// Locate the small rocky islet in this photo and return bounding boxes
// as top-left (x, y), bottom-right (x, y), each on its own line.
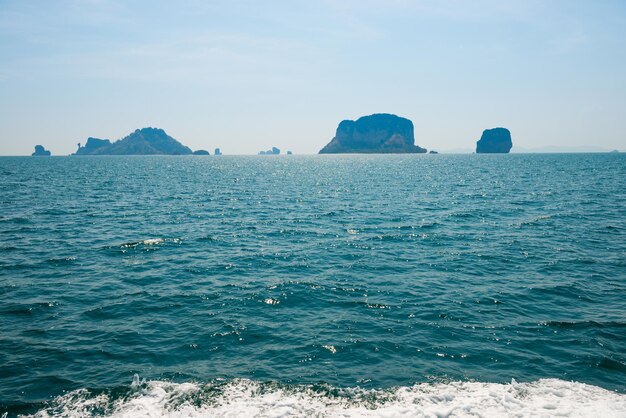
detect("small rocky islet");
top-left (258, 147), bottom-right (280, 155)
top-left (475, 127), bottom-right (513, 154)
top-left (32, 145), bottom-right (51, 156)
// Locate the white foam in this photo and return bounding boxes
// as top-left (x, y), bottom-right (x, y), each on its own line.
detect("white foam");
top-left (27, 378), bottom-right (626, 418)
top-left (141, 238), bottom-right (164, 245)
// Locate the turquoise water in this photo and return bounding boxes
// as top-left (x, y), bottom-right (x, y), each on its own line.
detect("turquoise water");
top-left (0, 154), bottom-right (625, 416)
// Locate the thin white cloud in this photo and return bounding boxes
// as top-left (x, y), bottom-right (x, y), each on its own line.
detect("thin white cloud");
top-left (323, 0), bottom-right (541, 21)
top-left (4, 29), bottom-right (325, 87)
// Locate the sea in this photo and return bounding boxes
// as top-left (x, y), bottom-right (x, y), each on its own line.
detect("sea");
top-left (0, 154), bottom-right (625, 417)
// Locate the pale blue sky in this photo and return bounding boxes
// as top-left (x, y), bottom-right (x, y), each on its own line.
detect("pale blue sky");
top-left (1, 0), bottom-right (625, 155)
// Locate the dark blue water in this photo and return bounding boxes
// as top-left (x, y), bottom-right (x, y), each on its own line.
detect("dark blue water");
top-left (1, 154), bottom-right (625, 416)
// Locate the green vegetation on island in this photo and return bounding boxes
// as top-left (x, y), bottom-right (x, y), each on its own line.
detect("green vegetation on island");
top-left (74, 128), bottom-right (198, 155)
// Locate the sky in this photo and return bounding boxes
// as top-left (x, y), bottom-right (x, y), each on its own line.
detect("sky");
top-left (0, 0), bottom-right (625, 155)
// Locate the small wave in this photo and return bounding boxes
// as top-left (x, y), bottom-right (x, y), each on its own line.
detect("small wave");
top-left (107, 238), bottom-right (183, 253)
top-left (0, 216), bottom-right (32, 225)
top-left (543, 320), bottom-right (626, 330)
top-left (2, 301), bottom-right (58, 316)
top-left (518, 214), bottom-right (553, 226)
top-left (46, 257), bottom-right (77, 265)
top-left (197, 235), bottom-right (219, 242)
top-left (24, 378), bottom-right (626, 417)
top-left (120, 238), bottom-right (165, 248)
top-left (597, 356), bottom-right (626, 372)
top-left (356, 301), bottom-right (393, 310)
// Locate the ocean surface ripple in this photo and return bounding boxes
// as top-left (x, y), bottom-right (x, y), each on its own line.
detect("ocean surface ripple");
top-left (0, 154), bottom-right (625, 417)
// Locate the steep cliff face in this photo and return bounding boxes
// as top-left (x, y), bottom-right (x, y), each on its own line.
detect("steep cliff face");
top-left (319, 114), bottom-right (427, 154)
top-left (476, 128), bottom-right (513, 154)
top-left (75, 138), bottom-right (112, 155)
top-left (74, 128), bottom-right (193, 155)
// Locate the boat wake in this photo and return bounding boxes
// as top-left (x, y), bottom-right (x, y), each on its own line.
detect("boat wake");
top-left (24, 377), bottom-right (626, 417)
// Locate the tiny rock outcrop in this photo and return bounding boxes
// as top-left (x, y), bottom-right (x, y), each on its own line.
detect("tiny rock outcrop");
top-left (193, 150), bottom-right (210, 155)
top-left (214, 148), bottom-right (222, 156)
top-left (32, 145), bottom-right (51, 156)
top-left (259, 147), bottom-right (280, 155)
top-left (476, 128), bottom-right (513, 154)
top-left (319, 113), bottom-right (427, 154)
top-left (74, 128), bottom-right (192, 155)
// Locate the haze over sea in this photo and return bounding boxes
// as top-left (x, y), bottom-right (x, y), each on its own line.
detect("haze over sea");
top-left (1, 154), bottom-right (625, 417)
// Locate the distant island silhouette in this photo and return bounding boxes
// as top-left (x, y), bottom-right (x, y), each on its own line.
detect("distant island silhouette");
top-left (192, 150), bottom-right (210, 155)
top-left (73, 128), bottom-right (206, 155)
top-left (319, 114), bottom-right (427, 154)
top-left (259, 147), bottom-right (280, 155)
top-left (32, 145), bottom-right (51, 156)
top-left (39, 122), bottom-right (519, 156)
top-left (476, 128), bottom-right (513, 153)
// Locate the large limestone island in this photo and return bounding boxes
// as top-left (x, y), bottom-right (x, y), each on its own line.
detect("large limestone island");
top-left (476, 127), bottom-right (513, 153)
top-left (32, 145), bottom-right (51, 156)
top-left (319, 113), bottom-right (427, 154)
top-left (74, 127), bottom-right (199, 155)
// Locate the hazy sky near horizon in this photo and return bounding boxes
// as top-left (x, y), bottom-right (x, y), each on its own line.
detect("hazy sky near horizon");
top-left (1, 0), bottom-right (625, 155)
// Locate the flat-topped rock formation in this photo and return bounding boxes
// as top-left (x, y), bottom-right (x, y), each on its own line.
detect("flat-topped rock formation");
top-left (319, 114), bottom-right (427, 154)
top-left (32, 145), bottom-right (51, 156)
top-left (476, 128), bottom-right (513, 154)
top-left (74, 128), bottom-right (194, 155)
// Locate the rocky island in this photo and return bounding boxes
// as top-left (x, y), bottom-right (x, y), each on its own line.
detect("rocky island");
top-left (32, 145), bottom-right (51, 156)
top-left (319, 114), bottom-right (427, 154)
top-left (476, 128), bottom-right (513, 153)
top-left (259, 147), bottom-right (280, 155)
top-left (74, 128), bottom-right (198, 155)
